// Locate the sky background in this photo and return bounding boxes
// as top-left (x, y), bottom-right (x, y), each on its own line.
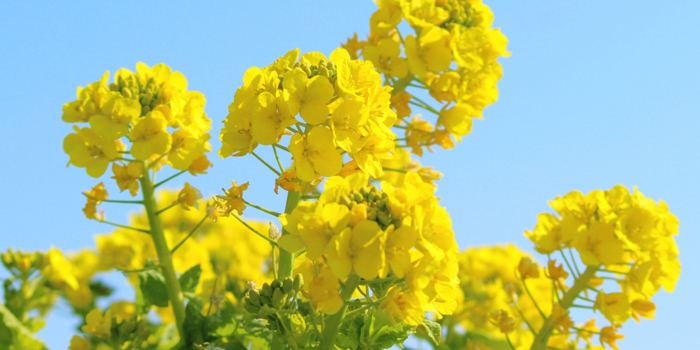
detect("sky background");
top-left (1, 1), bottom-right (698, 349)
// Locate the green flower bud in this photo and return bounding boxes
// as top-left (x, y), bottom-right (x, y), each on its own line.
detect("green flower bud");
top-left (272, 288), bottom-right (285, 309)
top-left (261, 283), bottom-right (273, 297)
top-left (282, 277), bottom-right (293, 294)
top-left (271, 279), bottom-right (282, 290)
top-left (293, 274), bottom-right (303, 292)
top-left (248, 290), bottom-right (261, 306)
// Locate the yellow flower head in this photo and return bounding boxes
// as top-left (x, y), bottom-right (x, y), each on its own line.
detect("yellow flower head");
top-left (174, 182), bottom-right (202, 210)
top-left (216, 181), bottom-right (249, 216)
top-left (63, 126), bottom-right (120, 177)
top-left (517, 257), bottom-right (540, 280)
top-left (81, 309), bottom-right (112, 339)
top-left (547, 259), bottom-right (569, 281)
top-left (599, 325), bottom-right (624, 350)
top-left (128, 110), bottom-right (172, 161)
top-left (111, 162), bottom-right (142, 197)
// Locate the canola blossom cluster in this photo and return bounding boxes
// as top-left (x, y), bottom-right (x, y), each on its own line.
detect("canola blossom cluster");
top-left (62, 62), bottom-right (212, 185)
top-left (344, 0), bottom-right (510, 155)
top-left (443, 186), bottom-right (680, 350)
top-left (278, 172), bottom-right (459, 326)
top-left (220, 47), bottom-right (397, 181)
top-left (4, 191), bottom-right (274, 349)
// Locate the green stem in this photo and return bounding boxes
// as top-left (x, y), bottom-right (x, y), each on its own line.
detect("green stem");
top-left (95, 219), bottom-right (150, 234)
top-left (252, 151), bottom-right (281, 176)
top-left (230, 214), bottom-right (278, 247)
top-left (278, 190), bottom-right (301, 279)
top-left (82, 193), bottom-right (143, 204)
top-left (243, 200), bottom-right (282, 217)
top-left (139, 174), bottom-right (186, 341)
top-left (171, 215), bottom-right (208, 253)
top-left (530, 266), bottom-right (598, 350)
top-left (154, 170), bottom-right (187, 188)
top-left (319, 274), bottom-right (361, 350)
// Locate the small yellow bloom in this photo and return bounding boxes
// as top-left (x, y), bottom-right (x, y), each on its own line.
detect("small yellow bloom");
top-left (391, 91), bottom-right (412, 118)
top-left (594, 291), bottom-right (631, 324)
top-left (488, 310), bottom-right (515, 333)
top-left (111, 162), bottom-right (142, 197)
top-left (404, 25), bottom-right (452, 78)
top-left (576, 318), bottom-right (599, 348)
top-left (283, 67), bottom-right (334, 125)
top-left (63, 126), bottom-right (120, 178)
top-left (549, 304), bottom-right (574, 334)
top-left (168, 126), bottom-right (211, 170)
top-left (631, 299), bottom-right (656, 322)
top-left (188, 154), bottom-right (213, 176)
top-left (110, 301), bottom-right (137, 323)
top-left (341, 33), bottom-right (367, 60)
top-left (274, 171), bottom-right (301, 194)
top-left (517, 257), bottom-right (540, 280)
top-left (438, 103), bottom-right (474, 140)
top-left (363, 38), bottom-right (409, 78)
top-left (216, 181), bottom-right (249, 216)
top-left (128, 110), bottom-right (172, 161)
top-left (174, 182), bottom-right (202, 210)
top-left (81, 309), bottom-right (112, 339)
top-left (547, 260), bottom-right (569, 281)
top-left (289, 127), bottom-right (342, 182)
top-left (600, 325), bottom-right (624, 350)
top-left (573, 221), bottom-right (624, 266)
top-left (325, 220), bottom-right (386, 280)
top-left (251, 91), bottom-right (296, 145)
top-left (380, 287), bottom-right (426, 326)
top-left (68, 335), bottom-right (91, 350)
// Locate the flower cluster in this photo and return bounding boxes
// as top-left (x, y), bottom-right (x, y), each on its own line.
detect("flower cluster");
top-left (220, 47), bottom-right (397, 182)
top-left (62, 63), bottom-right (212, 187)
top-left (519, 185), bottom-right (680, 349)
top-left (344, 0), bottom-right (510, 155)
top-left (278, 172), bottom-right (459, 326)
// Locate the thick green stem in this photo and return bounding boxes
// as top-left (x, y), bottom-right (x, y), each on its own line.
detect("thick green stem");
top-left (278, 189), bottom-right (302, 279)
top-left (139, 174), bottom-right (187, 340)
top-left (319, 274), bottom-right (361, 350)
top-left (530, 266), bottom-right (598, 350)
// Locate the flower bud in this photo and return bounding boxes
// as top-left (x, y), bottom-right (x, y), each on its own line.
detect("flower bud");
top-left (293, 274), bottom-right (303, 292)
top-left (269, 223), bottom-right (281, 241)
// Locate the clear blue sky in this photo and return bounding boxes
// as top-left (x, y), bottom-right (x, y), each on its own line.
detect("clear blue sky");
top-left (1, 1), bottom-right (698, 349)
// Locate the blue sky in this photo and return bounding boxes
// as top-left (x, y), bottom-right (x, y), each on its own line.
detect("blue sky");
top-left (1, 1), bottom-right (698, 349)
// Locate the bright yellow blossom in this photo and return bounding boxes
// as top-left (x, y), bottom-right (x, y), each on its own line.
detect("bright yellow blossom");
top-left (363, 38), bottom-right (409, 78)
top-left (188, 154), bottom-right (213, 176)
top-left (283, 66), bottom-right (334, 125)
top-left (81, 309), bottom-right (112, 339)
top-left (600, 325), bottom-right (624, 350)
top-left (174, 182), bottom-right (202, 210)
top-left (251, 91), bottom-right (296, 145)
top-left (289, 127), bottom-right (342, 182)
top-left (517, 257), bottom-right (540, 280)
top-left (404, 25), bottom-right (452, 79)
top-left (216, 181), bottom-right (249, 216)
top-left (63, 126), bottom-right (120, 178)
top-left (128, 110), bottom-right (172, 161)
top-left (111, 162), bottom-right (142, 197)
top-left (68, 335), bottom-right (91, 350)
top-left (594, 291), bottom-right (631, 324)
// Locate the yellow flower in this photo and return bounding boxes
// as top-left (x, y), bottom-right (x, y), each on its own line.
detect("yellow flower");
top-left (63, 126), bottom-right (120, 178)
top-left (110, 301), bottom-right (136, 323)
top-left (283, 67), bottom-right (334, 125)
top-left (547, 259), bottom-right (569, 281)
top-left (62, 72), bottom-right (110, 123)
top-left (289, 127), bottom-right (342, 182)
top-left (275, 171), bottom-right (301, 194)
top-left (216, 181), bottom-right (249, 216)
top-left (525, 213), bottom-right (579, 254)
top-left (42, 248), bottom-right (79, 290)
top-left (573, 221), bottom-right (624, 266)
top-left (91, 92), bottom-right (141, 140)
top-left (438, 103), bottom-right (474, 140)
top-left (188, 154), bottom-right (213, 176)
top-left (363, 38), bottom-right (409, 78)
top-left (128, 110), bottom-right (172, 161)
top-left (599, 325), bottom-right (624, 350)
top-left (576, 319), bottom-right (599, 348)
top-left (341, 33), bottom-right (367, 60)
top-left (630, 299), bottom-right (656, 322)
top-left (399, 0), bottom-right (449, 29)
top-left (295, 258), bottom-right (344, 315)
top-left (111, 162), bottom-right (142, 197)
top-left (168, 126), bottom-right (211, 170)
top-left (428, 71), bottom-right (461, 103)
top-left (174, 182), bottom-right (202, 210)
top-left (391, 91), bottom-right (412, 118)
top-left (594, 291), bottom-right (631, 324)
top-left (251, 91), bottom-right (296, 145)
top-left (81, 309), bottom-right (112, 339)
top-left (549, 304), bottom-right (573, 334)
top-left (325, 220), bottom-right (386, 280)
top-left (404, 25), bottom-right (452, 78)
top-left (380, 287), bottom-right (426, 326)
top-left (488, 310), bottom-right (515, 333)
top-left (68, 335), bottom-right (91, 350)
top-left (370, 0), bottom-right (402, 36)
top-left (382, 225), bottom-right (418, 278)
top-left (517, 257), bottom-right (540, 280)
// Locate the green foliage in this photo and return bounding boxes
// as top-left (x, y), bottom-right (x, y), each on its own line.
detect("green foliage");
top-left (179, 264), bottom-right (202, 298)
top-left (138, 269), bottom-right (169, 308)
top-left (0, 303), bottom-right (47, 350)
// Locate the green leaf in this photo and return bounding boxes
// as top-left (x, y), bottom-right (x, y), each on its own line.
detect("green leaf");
top-left (420, 319), bottom-right (442, 346)
top-left (179, 264), bottom-right (202, 295)
top-left (364, 311), bottom-right (415, 349)
top-left (138, 269), bottom-right (169, 308)
top-left (183, 301), bottom-right (206, 346)
top-left (0, 303), bottom-right (47, 350)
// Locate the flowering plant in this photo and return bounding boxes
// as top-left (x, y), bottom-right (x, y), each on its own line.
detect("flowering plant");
top-left (0, 1), bottom-right (679, 350)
